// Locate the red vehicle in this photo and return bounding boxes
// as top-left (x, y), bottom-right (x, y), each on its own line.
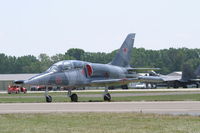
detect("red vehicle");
top-left (8, 85), bottom-right (27, 94)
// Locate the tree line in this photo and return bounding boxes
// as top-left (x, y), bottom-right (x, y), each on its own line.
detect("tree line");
top-left (0, 47), bottom-right (200, 74)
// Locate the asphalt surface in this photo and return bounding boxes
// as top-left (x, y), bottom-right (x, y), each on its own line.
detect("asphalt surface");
top-left (1, 101), bottom-right (200, 115)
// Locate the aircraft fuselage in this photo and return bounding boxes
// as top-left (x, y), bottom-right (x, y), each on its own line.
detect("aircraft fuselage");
top-left (24, 60), bottom-right (129, 88)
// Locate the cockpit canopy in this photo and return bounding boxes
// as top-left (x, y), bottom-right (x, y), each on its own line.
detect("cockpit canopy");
top-left (46, 60), bottom-right (86, 72)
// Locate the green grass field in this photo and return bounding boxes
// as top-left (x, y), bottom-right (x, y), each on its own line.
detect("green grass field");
top-left (0, 91), bottom-right (200, 103)
top-left (0, 113), bottom-right (200, 133)
top-left (1, 92), bottom-right (200, 103)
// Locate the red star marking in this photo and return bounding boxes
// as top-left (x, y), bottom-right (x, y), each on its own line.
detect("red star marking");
top-left (123, 48), bottom-right (128, 53)
top-left (81, 69), bottom-right (85, 75)
top-left (55, 77), bottom-right (62, 84)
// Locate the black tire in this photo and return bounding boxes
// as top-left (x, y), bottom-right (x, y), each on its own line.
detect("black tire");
top-left (16, 90), bottom-right (20, 94)
top-left (108, 86), bottom-right (115, 90)
top-left (196, 83), bottom-right (199, 88)
top-left (46, 95), bottom-right (52, 103)
top-left (173, 84), bottom-right (179, 88)
top-left (121, 85), bottom-right (128, 89)
top-left (70, 93), bottom-right (78, 102)
top-left (183, 85), bottom-right (188, 88)
top-left (104, 93), bottom-right (111, 101)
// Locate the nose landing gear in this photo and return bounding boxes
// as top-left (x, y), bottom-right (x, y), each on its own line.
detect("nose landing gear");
top-left (46, 95), bottom-right (52, 103)
top-left (104, 93), bottom-right (111, 101)
top-left (45, 87), bottom-right (52, 103)
top-left (103, 87), bottom-right (111, 101)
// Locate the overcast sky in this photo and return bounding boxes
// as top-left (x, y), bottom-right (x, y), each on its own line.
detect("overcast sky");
top-left (0, 0), bottom-right (200, 57)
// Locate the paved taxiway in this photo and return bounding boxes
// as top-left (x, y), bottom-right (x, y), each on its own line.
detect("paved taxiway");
top-left (1, 101), bottom-right (200, 115)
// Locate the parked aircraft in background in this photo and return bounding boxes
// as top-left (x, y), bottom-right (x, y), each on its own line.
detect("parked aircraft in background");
top-left (15, 33), bottom-right (163, 102)
top-left (149, 64), bottom-right (200, 88)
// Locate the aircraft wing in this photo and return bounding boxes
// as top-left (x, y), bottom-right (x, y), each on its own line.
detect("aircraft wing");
top-left (159, 75), bottom-right (181, 82)
top-left (89, 76), bottom-right (163, 87)
top-left (190, 79), bottom-right (200, 82)
top-left (127, 68), bottom-right (160, 72)
top-left (138, 76), bottom-right (164, 83)
top-left (90, 78), bottom-right (139, 87)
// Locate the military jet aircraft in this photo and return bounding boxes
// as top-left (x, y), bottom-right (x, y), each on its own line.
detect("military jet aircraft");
top-left (15, 33), bottom-right (163, 102)
top-left (149, 64), bottom-right (200, 88)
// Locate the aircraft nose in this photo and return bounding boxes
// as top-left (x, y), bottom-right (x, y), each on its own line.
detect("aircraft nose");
top-left (23, 72), bottom-right (53, 85)
top-left (24, 77), bottom-right (45, 85)
top-left (23, 79), bottom-right (34, 85)
top-left (14, 80), bottom-right (24, 84)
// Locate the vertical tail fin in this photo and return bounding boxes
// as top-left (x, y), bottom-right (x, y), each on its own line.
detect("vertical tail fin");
top-left (195, 65), bottom-right (200, 77)
top-left (182, 64), bottom-right (197, 80)
top-left (110, 33), bottom-right (135, 67)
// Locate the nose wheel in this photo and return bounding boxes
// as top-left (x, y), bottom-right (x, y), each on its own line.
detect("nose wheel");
top-left (104, 93), bottom-right (111, 101)
top-left (46, 95), bottom-right (52, 103)
top-left (104, 87), bottom-right (111, 101)
top-left (45, 87), bottom-right (52, 103)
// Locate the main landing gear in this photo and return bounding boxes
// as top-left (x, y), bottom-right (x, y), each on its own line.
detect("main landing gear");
top-left (44, 87), bottom-right (111, 103)
top-left (68, 89), bottom-right (78, 102)
top-left (104, 87), bottom-right (111, 101)
top-left (67, 87), bottom-right (112, 102)
top-left (44, 88), bottom-right (79, 103)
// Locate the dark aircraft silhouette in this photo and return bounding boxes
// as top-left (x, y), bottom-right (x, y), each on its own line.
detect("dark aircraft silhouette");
top-left (148, 64), bottom-right (200, 88)
top-left (162, 64), bottom-right (200, 88)
top-left (15, 33), bottom-right (163, 102)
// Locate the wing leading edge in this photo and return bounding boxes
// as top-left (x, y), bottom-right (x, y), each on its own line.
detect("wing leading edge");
top-left (89, 76), bottom-right (164, 87)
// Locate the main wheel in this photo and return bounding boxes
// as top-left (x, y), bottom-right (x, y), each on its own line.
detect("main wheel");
top-left (46, 95), bottom-right (52, 103)
top-left (70, 93), bottom-right (78, 102)
top-left (196, 83), bottom-right (199, 88)
top-left (183, 85), bottom-right (188, 88)
top-left (104, 93), bottom-right (111, 101)
top-left (121, 85), bottom-right (128, 89)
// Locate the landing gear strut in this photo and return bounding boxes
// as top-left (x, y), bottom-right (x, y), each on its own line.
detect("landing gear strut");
top-left (104, 87), bottom-right (111, 101)
top-left (45, 87), bottom-right (52, 103)
top-left (68, 89), bottom-right (78, 102)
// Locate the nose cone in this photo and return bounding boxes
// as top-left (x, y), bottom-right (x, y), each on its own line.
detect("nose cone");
top-left (23, 72), bottom-right (52, 85)
top-left (14, 80), bottom-right (24, 84)
top-left (23, 79), bottom-right (38, 85)
top-left (18, 72), bottom-right (69, 86)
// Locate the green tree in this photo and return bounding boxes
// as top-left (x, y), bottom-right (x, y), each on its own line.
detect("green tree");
top-left (66, 48), bottom-right (85, 60)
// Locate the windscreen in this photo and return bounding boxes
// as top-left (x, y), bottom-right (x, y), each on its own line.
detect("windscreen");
top-left (46, 60), bottom-right (85, 72)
